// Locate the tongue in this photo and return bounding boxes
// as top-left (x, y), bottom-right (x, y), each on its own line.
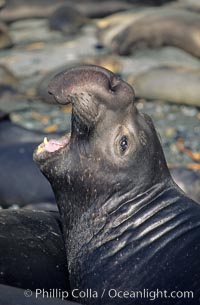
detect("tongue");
top-left (44, 140), bottom-right (64, 152)
top-left (40, 136), bottom-right (70, 153)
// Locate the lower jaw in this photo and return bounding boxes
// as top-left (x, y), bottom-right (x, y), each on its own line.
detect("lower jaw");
top-left (33, 132), bottom-right (71, 165)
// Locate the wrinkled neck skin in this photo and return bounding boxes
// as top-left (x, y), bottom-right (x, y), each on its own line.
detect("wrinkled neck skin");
top-left (54, 168), bottom-right (200, 305)
top-left (37, 65), bottom-right (200, 304)
top-left (55, 174), bottom-right (172, 266)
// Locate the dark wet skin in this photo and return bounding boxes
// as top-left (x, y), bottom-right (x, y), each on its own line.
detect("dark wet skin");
top-left (0, 210), bottom-right (68, 292)
top-left (0, 284), bottom-right (78, 305)
top-left (34, 65), bottom-right (200, 305)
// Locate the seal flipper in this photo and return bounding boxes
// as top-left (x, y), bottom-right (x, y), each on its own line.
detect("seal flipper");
top-left (0, 210), bottom-right (69, 291)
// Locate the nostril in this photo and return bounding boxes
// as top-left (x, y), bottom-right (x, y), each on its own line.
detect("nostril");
top-left (109, 76), bottom-right (121, 92)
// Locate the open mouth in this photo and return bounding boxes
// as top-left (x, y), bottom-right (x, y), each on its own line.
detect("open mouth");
top-left (34, 64), bottom-right (129, 163)
top-left (34, 132), bottom-right (71, 162)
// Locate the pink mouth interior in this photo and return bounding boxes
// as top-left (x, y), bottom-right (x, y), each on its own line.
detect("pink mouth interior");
top-left (40, 134), bottom-right (70, 153)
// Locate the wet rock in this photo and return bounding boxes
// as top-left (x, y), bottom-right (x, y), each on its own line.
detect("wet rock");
top-left (170, 167), bottom-right (200, 203)
top-left (9, 104), bottom-right (71, 133)
top-left (128, 66), bottom-right (200, 107)
top-left (0, 21), bottom-right (13, 49)
top-left (0, 89), bottom-right (31, 114)
top-left (0, 119), bottom-right (64, 145)
top-left (0, 65), bottom-right (18, 86)
top-left (0, 21), bottom-right (97, 78)
top-left (136, 100), bottom-right (200, 166)
top-left (0, 142), bottom-right (55, 208)
top-left (9, 19), bottom-right (63, 45)
top-left (0, 0), bottom-right (65, 22)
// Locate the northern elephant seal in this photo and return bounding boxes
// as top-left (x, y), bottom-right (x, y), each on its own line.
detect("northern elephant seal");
top-left (34, 65), bottom-right (200, 305)
top-left (97, 8), bottom-right (200, 58)
top-left (0, 210), bottom-right (68, 291)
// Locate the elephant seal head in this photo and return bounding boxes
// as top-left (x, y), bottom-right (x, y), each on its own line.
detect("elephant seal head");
top-left (34, 64), bottom-right (169, 197)
top-left (34, 64), bottom-right (170, 227)
top-left (33, 63), bottom-right (171, 278)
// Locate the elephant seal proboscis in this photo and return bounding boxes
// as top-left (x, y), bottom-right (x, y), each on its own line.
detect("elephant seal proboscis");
top-left (37, 55), bottom-right (122, 104)
top-left (34, 65), bottom-right (200, 305)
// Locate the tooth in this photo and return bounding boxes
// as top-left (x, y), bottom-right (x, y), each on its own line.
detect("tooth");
top-left (37, 144), bottom-right (43, 153)
top-left (43, 137), bottom-right (48, 144)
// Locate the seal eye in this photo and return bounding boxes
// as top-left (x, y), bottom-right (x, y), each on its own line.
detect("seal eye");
top-left (120, 136), bottom-right (129, 152)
